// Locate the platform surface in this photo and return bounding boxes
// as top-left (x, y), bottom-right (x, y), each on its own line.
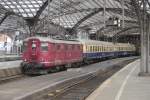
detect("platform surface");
top-left (0, 57), bottom-right (135, 100)
top-left (0, 55), bottom-right (20, 58)
top-left (0, 60), bottom-right (21, 69)
top-left (86, 59), bottom-right (150, 100)
top-left (0, 55), bottom-right (21, 62)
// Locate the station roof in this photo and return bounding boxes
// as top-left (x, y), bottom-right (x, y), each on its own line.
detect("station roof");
top-left (0, 0), bottom-right (149, 38)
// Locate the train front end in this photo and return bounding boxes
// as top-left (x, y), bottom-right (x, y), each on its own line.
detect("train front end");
top-left (21, 37), bottom-right (50, 74)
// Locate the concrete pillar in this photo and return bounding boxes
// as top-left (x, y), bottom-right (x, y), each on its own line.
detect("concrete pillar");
top-left (139, 13), bottom-right (150, 76)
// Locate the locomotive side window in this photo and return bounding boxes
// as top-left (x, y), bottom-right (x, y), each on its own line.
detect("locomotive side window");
top-left (56, 44), bottom-right (62, 51)
top-left (77, 45), bottom-right (80, 51)
top-left (65, 45), bottom-right (68, 50)
top-left (41, 42), bottom-right (48, 51)
top-left (72, 45), bottom-right (74, 50)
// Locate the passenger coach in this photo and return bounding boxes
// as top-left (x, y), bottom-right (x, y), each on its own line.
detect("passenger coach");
top-left (79, 39), bottom-right (135, 60)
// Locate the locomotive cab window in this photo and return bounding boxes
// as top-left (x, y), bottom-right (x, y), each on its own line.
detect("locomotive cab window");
top-left (41, 43), bottom-right (48, 51)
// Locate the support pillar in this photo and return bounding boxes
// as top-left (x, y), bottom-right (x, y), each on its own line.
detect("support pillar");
top-left (139, 12), bottom-right (150, 76)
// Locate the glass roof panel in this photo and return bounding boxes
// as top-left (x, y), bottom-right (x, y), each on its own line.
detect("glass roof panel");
top-left (52, 11), bottom-right (92, 28)
top-left (0, 0), bottom-right (138, 35)
top-left (0, 0), bottom-right (46, 17)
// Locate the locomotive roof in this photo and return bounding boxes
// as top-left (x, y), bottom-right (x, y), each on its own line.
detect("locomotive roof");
top-left (24, 36), bottom-right (81, 45)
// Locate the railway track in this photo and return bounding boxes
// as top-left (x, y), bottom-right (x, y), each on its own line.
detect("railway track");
top-left (0, 57), bottom-right (137, 85)
top-left (35, 58), bottom-right (136, 100)
top-left (0, 74), bottom-right (26, 84)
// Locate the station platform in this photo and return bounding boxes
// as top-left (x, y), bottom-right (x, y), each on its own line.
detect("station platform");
top-left (86, 59), bottom-right (150, 100)
top-left (0, 57), bottom-right (136, 100)
top-left (0, 55), bottom-right (21, 62)
top-left (0, 60), bottom-right (21, 79)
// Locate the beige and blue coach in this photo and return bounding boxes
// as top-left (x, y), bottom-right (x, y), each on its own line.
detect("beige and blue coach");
top-left (79, 40), bottom-right (136, 60)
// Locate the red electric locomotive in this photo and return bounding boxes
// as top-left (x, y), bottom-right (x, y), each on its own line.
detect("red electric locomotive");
top-left (21, 37), bottom-right (83, 74)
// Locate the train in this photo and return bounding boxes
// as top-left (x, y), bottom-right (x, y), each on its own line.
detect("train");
top-left (21, 36), bottom-right (136, 74)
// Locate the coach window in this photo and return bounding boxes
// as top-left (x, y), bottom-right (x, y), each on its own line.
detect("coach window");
top-left (93, 46), bottom-right (95, 52)
top-left (41, 42), bottom-right (48, 51)
top-left (103, 46), bottom-right (105, 51)
top-left (103, 47), bottom-right (105, 51)
top-left (100, 46), bottom-right (101, 52)
top-left (99, 46), bottom-right (101, 52)
top-left (86, 46), bottom-right (88, 51)
top-left (90, 46), bottom-right (92, 52)
top-left (86, 46), bottom-right (88, 52)
top-left (96, 46), bottom-right (97, 52)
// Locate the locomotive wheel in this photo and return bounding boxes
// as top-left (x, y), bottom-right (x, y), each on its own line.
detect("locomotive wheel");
top-left (21, 66), bottom-right (26, 74)
top-left (72, 62), bottom-right (81, 68)
top-left (60, 65), bottom-right (67, 71)
top-left (65, 63), bottom-right (72, 68)
top-left (38, 70), bottom-right (48, 75)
